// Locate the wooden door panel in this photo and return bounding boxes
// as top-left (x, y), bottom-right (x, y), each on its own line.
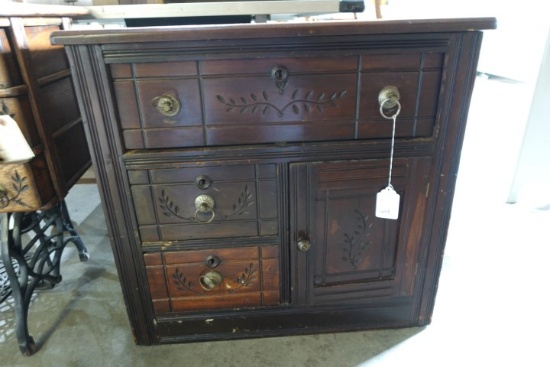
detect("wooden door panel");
top-left (291, 157), bottom-right (431, 306)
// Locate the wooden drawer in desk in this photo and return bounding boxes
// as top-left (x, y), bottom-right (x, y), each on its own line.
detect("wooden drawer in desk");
top-left (111, 53), bottom-right (442, 150)
top-left (144, 245), bottom-right (280, 314)
top-left (128, 162), bottom-right (279, 242)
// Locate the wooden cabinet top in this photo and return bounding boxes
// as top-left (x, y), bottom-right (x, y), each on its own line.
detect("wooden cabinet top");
top-left (51, 17), bottom-right (496, 45)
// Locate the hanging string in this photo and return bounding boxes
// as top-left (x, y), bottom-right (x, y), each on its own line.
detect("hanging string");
top-left (379, 99), bottom-right (401, 188)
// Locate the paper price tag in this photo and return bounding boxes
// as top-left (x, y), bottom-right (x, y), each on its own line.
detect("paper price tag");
top-left (0, 115), bottom-right (34, 164)
top-left (376, 186), bottom-right (400, 220)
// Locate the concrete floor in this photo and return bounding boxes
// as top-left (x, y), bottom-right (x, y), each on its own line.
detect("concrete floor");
top-left (1, 76), bottom-right (549, 366)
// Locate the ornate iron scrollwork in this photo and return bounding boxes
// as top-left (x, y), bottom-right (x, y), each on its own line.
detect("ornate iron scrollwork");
top-left (0, 200), bottom-right (89, 355)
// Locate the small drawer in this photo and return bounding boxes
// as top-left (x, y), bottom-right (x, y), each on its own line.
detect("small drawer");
top-left (358, 53), bottom-right (444, 139)
top-left (129, 163), bottom-right (279, 243)
top-left (110, 61), bottom-right (202, 150)
top-left (144, 245), bottom-right (280, 314)
top-left (0, 157), bottom-right (55, 213)
top-left (112, 53), bottom-right (444, 150)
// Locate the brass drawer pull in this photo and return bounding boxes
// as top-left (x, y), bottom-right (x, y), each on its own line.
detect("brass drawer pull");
top-left (199, 271), bottom-right (222, 290)
top-left (152, 94), bottom-right (181, 117)
top-left (194, 194), bottom-right (215, 224)
top-left (297, 238), bottom-right (311, 252)
top-left (378, 86), bottom-right (401, 119)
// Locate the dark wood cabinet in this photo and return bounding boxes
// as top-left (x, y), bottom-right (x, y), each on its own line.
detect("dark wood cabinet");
top-left (52, 17), bottom-right (495, 345)
top-left (0, 11), bottom-right (90, 212)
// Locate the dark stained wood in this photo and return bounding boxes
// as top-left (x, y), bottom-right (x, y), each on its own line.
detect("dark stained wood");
top-left (0, 15), bottom-right (90, 212)
top-left (51, 17), bottom-right (496, 45)
top-left (144, 245), bottom-right (280, 313)
top-left (55, 18), bottom-right (494, 345)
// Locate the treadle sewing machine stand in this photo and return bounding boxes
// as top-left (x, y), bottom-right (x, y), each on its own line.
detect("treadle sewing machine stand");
top-left (0, 201), bottom-right (89, 356)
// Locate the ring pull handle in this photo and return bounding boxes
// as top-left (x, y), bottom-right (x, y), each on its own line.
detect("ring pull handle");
top-left (152, 94), bottom-right (181, 117)
top-left (194, 194), bottom-right (215, 224)
top-left (199, 271), bottom-right (223, 290)
top-left (378, 86), bottom-right (401, 119)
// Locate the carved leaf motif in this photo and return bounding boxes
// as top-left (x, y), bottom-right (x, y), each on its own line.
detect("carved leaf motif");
top-left (159, 190), bottom-right (193, 221)
top-left (228, 263), bottom-right (256, 293)
top-left (1, 169), bottom-right (30, 208)
top-left (341, 209), bottom-right (372, 269)
top-left (215, 87), bottom-right (347, 117)
top-left (173, 268), bottom-right (201, 294)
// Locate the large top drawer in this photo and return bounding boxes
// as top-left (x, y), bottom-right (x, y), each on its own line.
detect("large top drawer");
top-left (111, 52), bottom-right (443, 150)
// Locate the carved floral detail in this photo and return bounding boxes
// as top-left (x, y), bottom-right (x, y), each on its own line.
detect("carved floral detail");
top-left (341, 209), bottom-right (373, 269)
top-left (227, 263), bottom-right (256, 293)
top-left (216, 89), bottom-right (347, 117)
top-left (172, 268), bottom-right (202, 294)
top-left (159, 186), bottom-right (254, 221)
top-left (223, 185), bottom-right (254, 219)
top-left (0, 170), bottom-right (30, 209)
top-left (172, 263), bottom-right (256, 295)
top-left (158, 190), bottom-right (196, 222)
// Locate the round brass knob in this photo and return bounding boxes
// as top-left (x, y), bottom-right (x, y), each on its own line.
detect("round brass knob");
top-left (297, 239), bottom-right (311, 252)
top-left (199, 271), bottom-right (222, 290)
top-left (152, 94), bottom-right (181, 117)
top-left (378, 86), bottom-right (400, 110)
top-left (194, 194), bottom-right (215, 224)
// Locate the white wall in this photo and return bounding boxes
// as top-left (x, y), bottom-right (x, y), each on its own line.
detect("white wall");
top-left (18, 0), bottom-right (94, 5)
top-left (507, 28), bottom-right (550, 206)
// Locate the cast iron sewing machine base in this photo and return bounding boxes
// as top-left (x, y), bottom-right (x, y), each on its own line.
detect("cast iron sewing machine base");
top-left (0, 201), bottom-right (89, 356)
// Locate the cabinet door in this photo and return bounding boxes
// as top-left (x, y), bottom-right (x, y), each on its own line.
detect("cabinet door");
top-left (290, 157), bottom-right (431, 307)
